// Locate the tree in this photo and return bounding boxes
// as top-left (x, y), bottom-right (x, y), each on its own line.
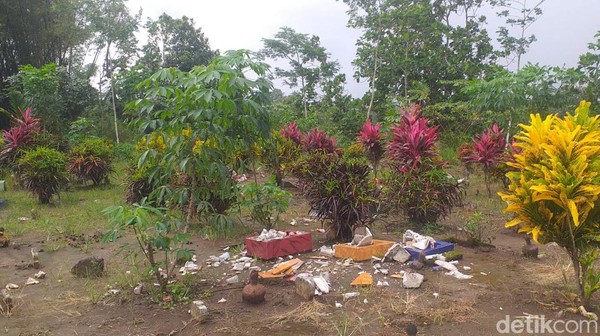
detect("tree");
top-left (7, 64), bottom-right (97, 133)
top-left (130, 50), bottom-right (272, 228)
top-left (0, 0), bottom-right (93, 91)
top-left (145, 13), bottom-right (218, 71)
top-left (86, 0), bottom-right (140, 143)
top-left (491, 0), bottom-right (546, 70)
top-left (578, 31), bottom-right (600, 109)
top-left (258, 26), bottom-right (343, 118)
top-left (342, 0), bottom-right (496, 118)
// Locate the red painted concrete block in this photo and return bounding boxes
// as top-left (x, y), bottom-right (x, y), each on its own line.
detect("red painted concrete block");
top-left (245, 231), bottom-right (313, 260)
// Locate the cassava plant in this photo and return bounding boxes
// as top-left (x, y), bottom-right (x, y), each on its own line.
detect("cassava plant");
top-left (68, 138), bottom-right (114, 185)
top-left (18, 147), bottom-right (68, 204)
top-left (460, 124), bottom-right (506, 197)
top-left (357, 119), bottom-right (384, 177)
top-left (239, 179), bottom-right (292, 229)
top-left (103, 200), bottom-right (191, 293)
top-left (500, 100), bottom-right (600, 310)
top-left (385, 104), bottom-right (463, 227)
top-left (130, 50), bottom-right (271, 233)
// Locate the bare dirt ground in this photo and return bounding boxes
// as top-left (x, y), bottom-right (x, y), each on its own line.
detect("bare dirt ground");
top-left (1, 183), bottom-right (598, 336)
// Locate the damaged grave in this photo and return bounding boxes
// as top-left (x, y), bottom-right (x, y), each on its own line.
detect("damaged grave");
top-left (245, 229), bottom-right (312, 260)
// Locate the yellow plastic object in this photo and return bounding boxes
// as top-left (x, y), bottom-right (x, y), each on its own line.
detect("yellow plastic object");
top-left (334, 239), bottom-right (395, 261)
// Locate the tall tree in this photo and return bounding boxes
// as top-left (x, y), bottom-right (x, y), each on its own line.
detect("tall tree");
top-left (342, 0), bottom-right (495, 117)
top-left (145, 14), bottom-right (218, 71)
top-left (258, 26), bottom-right (343, 118)
top-left (86, 0), bottom-right (140, 143)
top-left (491, 0), bottom-right (546, 70)
top-left (0, 0), bottom-right (92, 90)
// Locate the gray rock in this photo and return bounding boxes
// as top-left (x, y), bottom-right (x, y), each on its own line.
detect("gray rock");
top-left (0, 288), bottom-right (13, 314)
top-left (226, 275), bottom-right (239, 284)
top-left (384, 244), bottom-right (411, 263)
top-left (295, 276), bottom-right (315, 300)
top-left (190, 300), bottom-right (209, 322)
top-left (403, 272), bottom-right (424, 289)
top-left (71, 256), bottom-right (105, 278)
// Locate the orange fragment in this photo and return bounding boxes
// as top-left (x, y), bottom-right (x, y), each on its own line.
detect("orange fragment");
top-left (351, 272), bottom-right (373, 286)
top-left (258, 272), bottom-right (285, 279)
top-left (270, 258), bottom-right (302, 275)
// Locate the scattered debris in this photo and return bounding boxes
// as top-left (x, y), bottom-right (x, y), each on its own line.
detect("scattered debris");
top-left (71, 256), bottom-right (105, 278)
top-left (226, 275), bottom-right (240, 285)
top-left (5, 283), bottom-right (19, 290)
top-left (34, 270), bottom-right (46, 279)
top-left (25, 277), bottom-right (39, 285)
top-left (434, 260), bottom-right (473, 279)
top-left (403, 272), bottom-right (424, 289)
top-left (463, 266), bottom-right (472, 271)
top-left (190, 300), bottom-right (209, 322)
top-left (290, 219), bottom-right (297, 226)
top-left (403, 230), bottom-right (435, 250)
top-left (376, 280), bottom-right (389, 287)
top-left (433, 292), bottom-right (439, 299)
top-left (31, 248), bottom-right (40, 269)
top-left (179, 261), bottom-right (200, 275)
top-left (335, 301), bottom-right (343, 308)
top-left (480, 272), bottom-right (488, 276)
top-left (218, 298), bottom-right (227, 303)
top-left (18, 217), bottom-right (32, 221)
top-left (351, 272), bottom-right (373, 286)
top-left (351, 227), bottom-right (373, 246)
top-left (259, 258), bottom-right (303, 279)
top-left (342, 292), bottom-right (360, 300)
top-left (319, 245), bottom-right (335, 257)
top-left (295, 275), bottom-right (316, 300)
top-left (133, 284), bottom-right (144, 295)
top-left (383, 243), bottom-right (411, 263)
top-left (391, 273), bottom-right (404, 279)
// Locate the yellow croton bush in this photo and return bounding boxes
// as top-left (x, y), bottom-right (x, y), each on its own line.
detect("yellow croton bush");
top-left (500, 100), bottom-right (600, 246)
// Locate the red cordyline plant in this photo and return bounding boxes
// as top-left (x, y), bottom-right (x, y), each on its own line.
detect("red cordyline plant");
top-left (460, 124), bottom-right (506, 197)
top-left (0, 107), bottom-right (42, 163)
top-left (357, 119), bottom-right (384, 177)
top-left (302, 128), bottom-right (337, 153)
top-left (280, 122), bottom-right (303, 146)
top-left (386, 104), bottom-right (440, 173)
top-left (385, 104), bottom-right (463, 226)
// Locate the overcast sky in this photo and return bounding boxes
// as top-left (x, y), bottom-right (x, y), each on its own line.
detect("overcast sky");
top-left (126, 0), bottom-right (600, 98)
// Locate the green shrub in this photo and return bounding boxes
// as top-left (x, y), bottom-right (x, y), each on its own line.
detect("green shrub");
top-left (240, 180), bottom-right (292, 229)
top-left (68, 138), bottom-right (114, 185)
top-left (18, 146), bottom-right (68, 204)
top-left (293, 151), bottom-right (379, 240)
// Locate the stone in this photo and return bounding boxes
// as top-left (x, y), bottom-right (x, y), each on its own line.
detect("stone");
top-left (133, 284), bottom-right (144, 295)
top-left (295, 276), bottom-right (315, 300)
top-left (403, 272), bottom-right (424, 289)
top-left (226, 275), bottom-right (240, 284)
top-left (1, 289), bottom-right (13, 314)
top-left (71, 256), bottom-right (105, 278)
top-left (5, 283), bottom-right (19, 290)
top-left (34, 271), bottom-right (46, 279)
top-left (190, 300), bottom-right (209, 322)
top-left (31, 248), bottom-right (40, 269)
top-left (25, 277), bottom-right (39, 285)
top-left (342, 292), bottom-right (360, 300)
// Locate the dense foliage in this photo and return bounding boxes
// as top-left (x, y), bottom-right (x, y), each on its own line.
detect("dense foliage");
top-left (68, 138), bottom-right (114, 185)
top-left (18, 146), bottom-right (68, 204)
top-left (385, 105), bottom-right (463, 226)
top-left (129, 50), bottom-right (272, 230)
top-left (500, 101), bottom-right (600, 309)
